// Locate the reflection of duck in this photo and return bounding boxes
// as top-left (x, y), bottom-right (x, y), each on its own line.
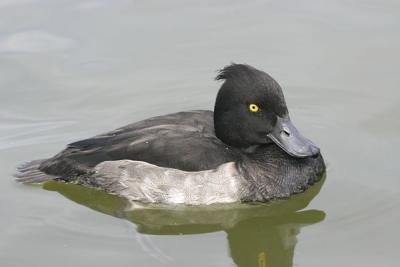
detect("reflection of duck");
top-left (17, 64), bottom-right (325, 204)
top-left (43, 176), bottom-right (325, 267)
top-left (228, 210), bottom-right (324, 267)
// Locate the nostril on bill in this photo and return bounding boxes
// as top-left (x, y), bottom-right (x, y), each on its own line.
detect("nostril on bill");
top-left (281, 129), bottom-right (290, 137)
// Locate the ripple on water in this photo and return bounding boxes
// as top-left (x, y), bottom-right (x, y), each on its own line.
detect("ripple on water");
top-left (0, 30), bottom-right (75, 53)
top-left (0, 113), bottom-right (78, 150)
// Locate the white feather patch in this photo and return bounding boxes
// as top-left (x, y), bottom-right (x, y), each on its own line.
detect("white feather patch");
top-left (93, 160), bottom-right (250, 205)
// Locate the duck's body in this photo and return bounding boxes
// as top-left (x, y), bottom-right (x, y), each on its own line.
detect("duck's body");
top-left (16, 64), bottom-right (325, 204)
top-left (39, 111), bottom-right (237, 177)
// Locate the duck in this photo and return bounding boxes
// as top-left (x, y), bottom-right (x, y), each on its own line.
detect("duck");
top-left (15, 64), bottom-right (325, 205)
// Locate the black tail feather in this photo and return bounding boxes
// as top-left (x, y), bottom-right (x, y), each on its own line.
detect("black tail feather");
top-left (14, 159), bottom-right (58, 184)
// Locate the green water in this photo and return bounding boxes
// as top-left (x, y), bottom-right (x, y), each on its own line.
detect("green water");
top-left (1, 1), bottom-right (399, 266)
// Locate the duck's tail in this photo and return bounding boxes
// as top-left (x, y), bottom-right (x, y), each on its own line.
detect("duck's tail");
top-left (14, 159), bottom-right (58, 184)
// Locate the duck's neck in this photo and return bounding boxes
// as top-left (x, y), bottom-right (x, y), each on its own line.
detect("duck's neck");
top-left (236, 144), bottom-right (325, 202)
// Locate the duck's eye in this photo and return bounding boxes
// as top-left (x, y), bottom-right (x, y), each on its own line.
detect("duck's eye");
top-left (248, 104), bottom-right (260, 113)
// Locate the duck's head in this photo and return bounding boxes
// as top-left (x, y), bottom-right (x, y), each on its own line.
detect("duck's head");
top-left (214, 64), bottom-right (320, 158)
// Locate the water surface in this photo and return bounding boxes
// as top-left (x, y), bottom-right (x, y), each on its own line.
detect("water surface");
top-left (1, 1), bottom-right (399, 266)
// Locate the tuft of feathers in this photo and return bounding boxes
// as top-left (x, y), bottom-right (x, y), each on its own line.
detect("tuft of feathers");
top-left (215, 63), bottom-right (259, 81)
top-left (215, 63), bottom-right (283, 101)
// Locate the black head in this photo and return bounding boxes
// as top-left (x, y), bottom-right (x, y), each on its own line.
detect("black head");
top-left (214, 64), bottom-right (319, 158)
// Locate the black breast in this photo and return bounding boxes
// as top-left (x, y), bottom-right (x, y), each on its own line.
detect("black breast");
top-left (238, 144), bottom-right (325, 201)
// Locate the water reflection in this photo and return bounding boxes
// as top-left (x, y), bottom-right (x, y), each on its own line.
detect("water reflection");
top-left (43, 177), bottom-right (325, 267)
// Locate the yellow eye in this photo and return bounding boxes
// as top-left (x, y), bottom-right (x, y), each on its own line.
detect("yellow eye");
top-left (248, 103), bottom-right (260, 113)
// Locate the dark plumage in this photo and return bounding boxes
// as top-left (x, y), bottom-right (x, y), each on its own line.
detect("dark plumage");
top-left (16, 64), bottom-right (325, 203)
top-left (39, 111), bottom-right (239, 177)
